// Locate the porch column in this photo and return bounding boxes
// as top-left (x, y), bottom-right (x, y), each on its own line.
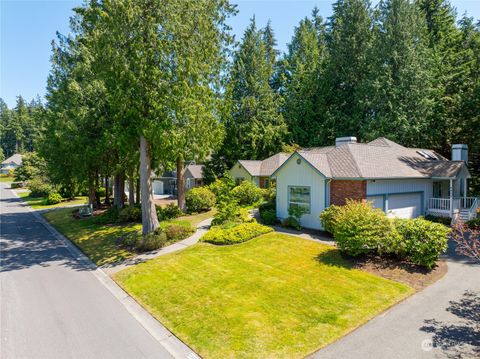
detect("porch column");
top-left (464, 178), bottom-right (467, 206)
top-left (449, 178), bottom-right (453, 217)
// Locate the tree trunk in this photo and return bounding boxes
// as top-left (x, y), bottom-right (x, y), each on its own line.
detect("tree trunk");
top-left (135, 177), bottom-right (140, 205)
top-left (128, 175), bottom-right (135, 206)
top-left (88, 175), bottom-right (97, 208)
top-left (140, 135), bottom-right (159, 234)
top-left (176, 156), bottom-right (186, 212)
top-left (113, 171), bottom-right (125, 209)
top-left (94, 173), bottom-right (101, 207)
top-left (104, 176), bottom-right (111, 205)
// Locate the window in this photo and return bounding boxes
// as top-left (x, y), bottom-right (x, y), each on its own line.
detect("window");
top-left (288, 186), bottom-right (311, 213)
top-left (264, 179), bottom-right (270, 188)
top-left (235, 177), bottom-right (244, 186)
top-left (433, 182), bottom-right (442, 198)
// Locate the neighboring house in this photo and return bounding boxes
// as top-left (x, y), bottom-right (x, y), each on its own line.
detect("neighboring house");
top-left (0, 154), bottom-right (23, 174)
top-left (152, 164), bottom-right (204, 196)
top-left (230, 153), bottom-right (290, 188)
top-left (272, 137), bottom-right (475, 230)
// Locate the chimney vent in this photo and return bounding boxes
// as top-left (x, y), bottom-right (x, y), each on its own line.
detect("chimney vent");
top-left (452, 144), bottom-right (468, 164)
top-left (335, 136), bottom-right (357, 147)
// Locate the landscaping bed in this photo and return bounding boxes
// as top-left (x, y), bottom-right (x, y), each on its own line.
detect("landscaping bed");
top-left (18, 191), bottom-right (88, 209)
top-left (113, 232), bottom-right (412, 358)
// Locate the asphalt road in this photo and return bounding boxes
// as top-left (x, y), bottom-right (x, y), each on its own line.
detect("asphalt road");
top-left (0, 183), bottom-right (173, 359)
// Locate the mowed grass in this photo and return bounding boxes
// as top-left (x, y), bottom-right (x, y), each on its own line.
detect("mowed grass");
top-left (43, 207), bottom-right (216, 266)
top-left (18, 191), bottom-right (87, 209)
top-left (0, 176), bottom-right (13, 182)
top-left (114, 232), bottom-right (413, 359)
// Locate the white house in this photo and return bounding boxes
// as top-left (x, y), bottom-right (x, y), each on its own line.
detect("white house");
top-left (0, 154), bottom-right (22, 174)
top-left (271, 137), bottom-right (475, 230)
top-left (229, 153), bottom-right (290, 188)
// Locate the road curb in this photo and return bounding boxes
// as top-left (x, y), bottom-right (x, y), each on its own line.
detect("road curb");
top-left (10, 189), bottom-right (200, 359)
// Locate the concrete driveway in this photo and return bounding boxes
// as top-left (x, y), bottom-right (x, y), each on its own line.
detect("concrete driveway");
top-left (311, 233), bottom-right (480, 358)
top-left (0, 183), bottom-right (174, 359)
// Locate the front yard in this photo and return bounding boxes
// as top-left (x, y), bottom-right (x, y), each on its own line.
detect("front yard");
top-left (114, 232), bottom-right (413, 358)
top-left (18, 191), bottom-right (87, 209)
top-left (43, 208), bottom-right (215, 266)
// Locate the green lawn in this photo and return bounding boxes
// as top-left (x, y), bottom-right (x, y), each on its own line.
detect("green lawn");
top-left (43, 208), bottom-right (216, 266)
top-left (18, 191), bottom-right (87, 209)
top-left (0, 176), bottom-right (14, 182)
top-left (114, 232), bottom-right (413, 358)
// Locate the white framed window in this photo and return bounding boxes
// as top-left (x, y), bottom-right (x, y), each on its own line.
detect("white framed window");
top-left (433, 181), bottom-right (442, 198)
top-left (288, 186), bottom-right (311, 214)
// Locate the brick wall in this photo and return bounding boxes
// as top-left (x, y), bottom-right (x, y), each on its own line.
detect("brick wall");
top-left (330, 180), bottom-right (367, 206)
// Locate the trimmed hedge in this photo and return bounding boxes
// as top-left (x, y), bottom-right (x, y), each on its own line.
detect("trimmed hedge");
top-left (186, 187), bottom-right (215, 213)
top-left (201, 222), bottom-right (273, 245)
top-left (164, 223), bottom-right (195, 242)
top-left (394, 218), bottom-right (450, 269)
top-left (157, 203), bottom-right (183, 220)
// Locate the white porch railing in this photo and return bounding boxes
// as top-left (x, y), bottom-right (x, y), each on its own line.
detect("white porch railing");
top-left (427, 197), bottom-right (479, 218)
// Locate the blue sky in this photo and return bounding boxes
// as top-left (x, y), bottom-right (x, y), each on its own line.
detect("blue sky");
top-left (1, 0), bottom-right (479, 108)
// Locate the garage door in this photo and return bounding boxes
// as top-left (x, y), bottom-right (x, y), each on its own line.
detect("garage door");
top-left (153, 180), bottom-right (164, 195)
top-left (367, 195), bottom-right (384, 211)
top-left (387, 193), bottom-right (422, 219)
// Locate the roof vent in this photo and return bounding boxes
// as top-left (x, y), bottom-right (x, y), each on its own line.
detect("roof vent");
top-left (335, 136), bottom-right (357, 147)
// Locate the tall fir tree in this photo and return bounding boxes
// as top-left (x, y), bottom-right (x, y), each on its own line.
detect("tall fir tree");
top-left (363, 0), bottom-right (434, 146)
top-left (222, 18), bottom-right (287, 164)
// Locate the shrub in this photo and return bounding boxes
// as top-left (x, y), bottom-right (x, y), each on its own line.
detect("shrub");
top-left (201, 222), bottom-right (273, 245)
top-left (466, 217), bottom-right (480, 230)
top-left (164, 223), bottom-right (195, 242)
top-left (135, 229), bottom-right (167, 252)
top-left (212, 200), bottom-right (241, 225)
top-left (157, 203), bottom-right (183, 221)
top-left (207, 175), bottom-right (235, 203)
top-left (260, 209), bottom-right (277, 225)
top-left (424, 214), bottom-right (451, 226)
top-left (282, 216), bottom-right (300, 230)
top-left (10, 181), bottom-right (24, 189)
top-left (93, 206), bottom-right (119, 224)
top-left (118, 205), bottom-right (142, 223)
top-left (262, 186), bottom-right (276, 202)
top-left (44, 191), bottom-right (63, 205)
top-left (186, 187), bottom-right (215, 213)
top-left (231, 181), bottom-right (263, 206)
top-left (334, 200), bottom-right (398, 256)
top-left (394, 218), bottom-right (450, 269)
top-left (320, 205), bottom-right (342, 234)
top-left (28, 178), bottom-right (53, 197)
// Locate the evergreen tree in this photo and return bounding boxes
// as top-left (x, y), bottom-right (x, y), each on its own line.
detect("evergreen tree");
top-left (280, 10), bottom-right (326, 146)
top-left (364, 0), bottom-right (434, 146)
top-left (222, 18), bottom-right (287, 164)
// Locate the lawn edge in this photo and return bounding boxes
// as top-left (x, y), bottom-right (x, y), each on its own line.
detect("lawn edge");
top-left (10, 188), bottom-right (200, 359)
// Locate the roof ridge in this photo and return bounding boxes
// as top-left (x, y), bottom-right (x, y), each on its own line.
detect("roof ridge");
top-left (345, 144), bottom-right (363, 177)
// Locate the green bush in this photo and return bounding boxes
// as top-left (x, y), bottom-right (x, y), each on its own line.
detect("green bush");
top-left (394, 218), bottom-right (450, 269)
top-left (201, 222), bottom-right (273, 245)
top-left (334, 200), bottom-right (399, 256)
top-left (135, 229), bottom-right (168, 252)
top-left (282, 216), bottom-right (301, 230)
top-left (261, 186), bottom-right (276, 202)
top-left (157, 203), bottom-right (183, 221)
top-left (207, 175), bottom-right (235, 203)
top-left (424, 214), bottom-right (451, 226)
top-left (260, 209), bottom-right (277, 225)
top-left (466, 217), bottom-right (480, 230)
top-left (44, 191), bottom-right (63, 205)
top-left (93, 206), bottom-right (119, 224)
top-left (320, 205), bottom-right (342, 234)
top-left (186, 187), bottom-right (215, 213)
top-left (28, 178), bottom-right (53, 197)
top-left (164, 223), bottom-right (195, 242)
top-left (212, 200), bottom-right (241, 225)
top-left (118, 205), bottom-right (142, 223)
top-left (231, 181), bottom-right (263, 206)
top-left (11, 181), bottom-right (24, 189)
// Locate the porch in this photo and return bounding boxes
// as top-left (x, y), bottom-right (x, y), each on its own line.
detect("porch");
top-left (427, 197), bottom-right (478, 221)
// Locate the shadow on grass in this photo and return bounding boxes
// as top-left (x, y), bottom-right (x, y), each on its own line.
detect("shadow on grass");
top-left (315, 249), bottom-right (353, 269)
top-left (420, 290), bottom-right (480, 358)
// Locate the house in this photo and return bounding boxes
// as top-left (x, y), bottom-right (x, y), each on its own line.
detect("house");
top-left (229, 153), bottom-right (290, 188)
top-left (0, 154), bottom-right (22, 174)
top-left (152, 164), bottom-right (204, 196)
top-left (271, 137), bottom-right (475, 230)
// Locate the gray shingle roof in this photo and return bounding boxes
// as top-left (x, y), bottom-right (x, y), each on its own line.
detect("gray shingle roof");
top-left (185, 164), bottom-right (204, 179)
top-left (238, 153), bottom-right (290, 176)
top-left (293, 138), bottom-right (468, 179)
top-left (1, 153), bottom-right (22, 166)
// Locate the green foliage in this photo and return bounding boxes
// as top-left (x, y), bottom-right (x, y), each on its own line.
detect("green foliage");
top-left (156, 204), bottom-right (183, 221)
top-left (282, 216), bottom-right (301, 230)
top-left (394, 218), bottom-right (450, 269)
top-left (212, 200), bottom-right (241, 226)
top-left (288, 205), bottom-right (306, 220)
top-left (201, 221), bottom-right (273, 245)
top-left (260, 209), bottom-right (276, 225)
top-left (207, 174), bottom-right (235, 203)
top-left (28, 178), bottom-right (53, 197)
top-left (424, 214), bottom-right (451, 226)
top-left (320, 205), bottom-right (342, 234)
top-left (164, 224), bottom-right (195, 242)
top-left (118, 205), bottom-right (142, 223)
top-left (333, 201), bottom-right (399, 256)
top-left (92, 207), bottom-right (119, 225)
top-left (10, 182), bottom-right (24, 189)
top-left (466, 217), bottom-right (480, 230)
top-left (135, 229), bottom-right (168, 252)
top-left (44, 191), bottom-right (63, 205)
top-left (231, 181), bottom-right (263, 206)
top-left (14, 152), bottom-right (47, 182)
top-left (186, 187), bottom-right (216, 213)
